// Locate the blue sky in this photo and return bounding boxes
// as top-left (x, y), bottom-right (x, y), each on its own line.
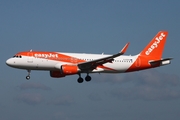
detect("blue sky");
top-left (1, 0), bottom-right (180, 120)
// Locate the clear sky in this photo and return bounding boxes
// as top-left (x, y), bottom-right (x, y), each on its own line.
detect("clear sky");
top-left (1, 0), bottom-right (180, 120)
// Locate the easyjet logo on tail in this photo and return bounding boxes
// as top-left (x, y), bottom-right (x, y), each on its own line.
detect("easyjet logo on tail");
top-left (145, 32), bottom-right (166, 55)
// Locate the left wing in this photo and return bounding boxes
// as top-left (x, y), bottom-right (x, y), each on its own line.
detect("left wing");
top-left (78, 43), bottom-right (130, 71)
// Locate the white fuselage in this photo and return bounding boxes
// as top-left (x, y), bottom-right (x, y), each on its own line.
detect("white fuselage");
top-left (6, 52), bottom-right (138, 73)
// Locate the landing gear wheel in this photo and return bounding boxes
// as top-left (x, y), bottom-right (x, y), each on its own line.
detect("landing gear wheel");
top-left (26, 70), bottom-right (31, 80)
top-left (85, 75), bottom-right (91, 82)
top-left (26, 76), bottom-right (30, 80)
top-left (77, 77), bottom-right (84, 83)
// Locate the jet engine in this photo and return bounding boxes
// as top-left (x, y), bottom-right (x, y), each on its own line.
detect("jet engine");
top-left (50, 64), bottom-right (80, 78)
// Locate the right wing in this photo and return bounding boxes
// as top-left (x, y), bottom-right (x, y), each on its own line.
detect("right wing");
top-left (77, 43), bottom-right (130, 71)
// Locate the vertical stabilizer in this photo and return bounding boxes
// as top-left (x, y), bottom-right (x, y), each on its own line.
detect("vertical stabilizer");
top-left (140, 31), bottom-right (168, 59)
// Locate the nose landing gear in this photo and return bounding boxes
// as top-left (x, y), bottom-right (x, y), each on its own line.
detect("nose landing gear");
top-left (26, 76), bottom-right (30, 80)
top-left (26, 70), bottom-right (31, 80)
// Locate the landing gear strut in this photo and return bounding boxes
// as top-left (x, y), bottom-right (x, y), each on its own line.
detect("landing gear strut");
top-left (26, 70), bottom-right (31, 80)
top-left (77, 73), bottom-right (84, 83)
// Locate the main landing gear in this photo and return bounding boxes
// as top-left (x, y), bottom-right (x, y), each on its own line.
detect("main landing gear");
top-left (77, 74), bottom-right (92, 83)
top-left (26, 70), bottom-right (31, 80)
top-left (24, 70), bottom-right (92, 83)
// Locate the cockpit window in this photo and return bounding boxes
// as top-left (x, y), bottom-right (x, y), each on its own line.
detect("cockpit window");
top-left (13, 55), bottom-right (22, 58)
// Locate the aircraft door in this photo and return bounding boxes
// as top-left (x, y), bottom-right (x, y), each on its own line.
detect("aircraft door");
top-left (135, 57), bottom-right (141, 67)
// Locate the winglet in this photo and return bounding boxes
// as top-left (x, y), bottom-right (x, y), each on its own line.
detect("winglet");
top-left (120, 42), bottom-right (130, 54)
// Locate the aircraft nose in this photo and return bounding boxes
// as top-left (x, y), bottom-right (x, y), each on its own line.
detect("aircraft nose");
top-left (6, 58), bottom-right (14, 66)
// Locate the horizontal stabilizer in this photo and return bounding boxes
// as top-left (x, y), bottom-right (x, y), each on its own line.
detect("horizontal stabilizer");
top-left (149, 58), bottom-right (173, 66)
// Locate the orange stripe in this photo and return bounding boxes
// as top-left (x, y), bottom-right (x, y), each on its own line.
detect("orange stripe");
top-left (16, 51), bottom-right (85, 64)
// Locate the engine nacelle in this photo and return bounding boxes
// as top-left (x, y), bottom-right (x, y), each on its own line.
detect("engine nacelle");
top-left (61, 65), bottom-right (79, 75)
top-left (51, 64), bottom-right (79, 78)
top-left (50, 71), bottom-right (66, 78)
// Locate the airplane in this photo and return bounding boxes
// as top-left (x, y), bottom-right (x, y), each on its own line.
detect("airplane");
top-left (6, 31), bottom-right (172, 83)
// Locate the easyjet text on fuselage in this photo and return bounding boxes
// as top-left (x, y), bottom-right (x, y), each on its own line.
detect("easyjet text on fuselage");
top-left (34, 53), bottom-right (58, 58)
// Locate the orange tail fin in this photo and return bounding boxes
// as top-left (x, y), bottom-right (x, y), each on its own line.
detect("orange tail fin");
top-left (140, 31), bottom-right (168, 59)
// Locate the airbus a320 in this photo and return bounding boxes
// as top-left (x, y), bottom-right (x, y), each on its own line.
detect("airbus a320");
top-left (6, 31), bottom-right (172, 83)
